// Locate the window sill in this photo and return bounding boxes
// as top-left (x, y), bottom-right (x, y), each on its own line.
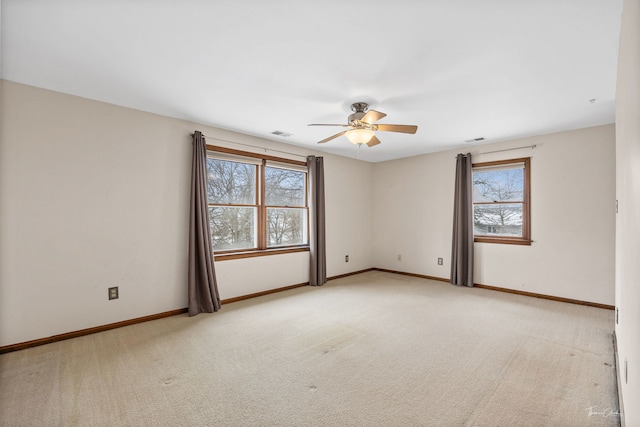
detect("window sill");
top-left (214, 246), bottom-right (310, 261)
top-left (474, 237), bottom-right (532, 246)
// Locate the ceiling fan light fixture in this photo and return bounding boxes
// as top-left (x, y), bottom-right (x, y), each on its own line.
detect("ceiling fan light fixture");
top-left (345, 129), bottom-right (375, 145)
top-left (309, 102), bottom-right (417, 146)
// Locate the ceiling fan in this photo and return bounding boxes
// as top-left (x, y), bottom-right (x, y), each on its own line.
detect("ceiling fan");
top-left (308, 102), bottom-right (418, 147)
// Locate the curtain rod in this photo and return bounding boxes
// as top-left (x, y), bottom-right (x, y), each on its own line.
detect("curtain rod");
top-left (455, 144), bottom-right (537, 159)
top-left (478, 144), bottom-right (537, 155)
top-left (192, 133), bottom-right (308, 159)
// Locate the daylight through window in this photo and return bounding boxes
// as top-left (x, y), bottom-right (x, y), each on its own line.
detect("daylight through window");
top-left (206, 149), bottom-right (309, 254)
top-left (265, 164), bottom-right (308, 247)
top-left (472, 157), bottom-right (531, 245)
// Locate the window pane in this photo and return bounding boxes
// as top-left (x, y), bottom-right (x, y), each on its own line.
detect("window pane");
top-left (265, 167), bottom-right (306, 207)
top-left (473, 203), bottom-right (523, 237)
top-left (473, 168), bottom-right (523, 203)
top-left (206, 158), bottom-right (256, 204)
top-left (209, 206), bottom-right (256, 251)
top-left (267, 208), bottom-right (307, 247)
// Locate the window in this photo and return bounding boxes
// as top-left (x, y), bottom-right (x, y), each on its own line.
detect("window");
top-left (472, 157), bottom-right (531, 245)
top-left (206, 156), bottom-right (258, 251)
top-left (206, 147), bottom-right (309, 256)
top-left (265, 164), bottom-right (307, 247)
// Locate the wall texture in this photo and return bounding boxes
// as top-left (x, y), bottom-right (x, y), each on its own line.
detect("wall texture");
top-left (615, 0), bottom-right (640, 423)
top-left (373, 125), bottom-right (616, 305)
top-left (0, 80), bottom-right (374, 346)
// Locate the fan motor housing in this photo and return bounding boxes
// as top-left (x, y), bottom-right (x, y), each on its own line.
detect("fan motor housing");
top-left (348, 112), bottom-right (366, 124)
top-left (348, 102), bottom-right (369, 125)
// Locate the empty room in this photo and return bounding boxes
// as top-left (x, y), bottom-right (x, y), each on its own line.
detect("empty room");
top-left (1, 1), bottom-right (639, 426)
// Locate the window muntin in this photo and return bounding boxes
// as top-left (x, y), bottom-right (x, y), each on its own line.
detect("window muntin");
top-left (472, 158), bottom-right (531, 244)
top-left (206, 150), bottom-right (308, 253)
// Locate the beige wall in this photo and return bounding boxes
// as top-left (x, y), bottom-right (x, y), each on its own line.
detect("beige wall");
top-left (615, 0), bottom-right (640, 423)
top-left (0, 78), bottom-right (618, 352)
top-left (373, 125), bottom-right (616, 305)
top-left (0, 80), bottom-right (374, 346)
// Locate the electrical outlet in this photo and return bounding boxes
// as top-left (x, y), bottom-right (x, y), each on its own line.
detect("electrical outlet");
top-left (397, 254), bottom-right (402, 261)
top-left (437, 257), bottom-right (443, 265)
top-left (345, 255), bottom-right (349, 262)
top-left (108, 287), bottom-right (119, 300)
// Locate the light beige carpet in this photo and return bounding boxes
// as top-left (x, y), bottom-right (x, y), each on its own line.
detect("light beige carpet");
top-left (0, 271), bottom-right (619, 426)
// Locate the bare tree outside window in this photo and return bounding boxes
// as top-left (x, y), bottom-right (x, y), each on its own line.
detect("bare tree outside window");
top-left (206, 158), bottom-right (257, 251)
top-left (205, 153), bottom-right (309, 253)
top-left (265, 167), bottom-right (307, 247)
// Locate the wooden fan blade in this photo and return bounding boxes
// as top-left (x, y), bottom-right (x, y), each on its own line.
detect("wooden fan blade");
top-left (317, 131), bottom-right (347, 144)
top-left (375, 124), bottom-right (418, 134)
top-left (361, 110), bottom-right (387, 124)
top-left (366, 135), bottom-right (381, 147)
top-left (308, 123), bottom-right (350, 127)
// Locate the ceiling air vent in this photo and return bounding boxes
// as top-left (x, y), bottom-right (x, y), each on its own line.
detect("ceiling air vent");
top-left (465, 137), bottom-right (485, 143)
top-left (271, 130), bottom-right (293, 137)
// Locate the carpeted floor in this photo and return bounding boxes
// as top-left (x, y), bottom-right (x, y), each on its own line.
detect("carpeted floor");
top-left (0, 271), bottom-right (620, 426)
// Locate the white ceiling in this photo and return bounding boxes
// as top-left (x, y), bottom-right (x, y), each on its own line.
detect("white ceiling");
top-left (1, 0), bottom-right (623, 162)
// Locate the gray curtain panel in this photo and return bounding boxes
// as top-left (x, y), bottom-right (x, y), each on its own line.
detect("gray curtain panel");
top-left (451, 153), bottom-right (474, 287)
top-left (307, 156), bottom-right (327, 286)
top-left (188, 131), bottom-right (221, 316)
